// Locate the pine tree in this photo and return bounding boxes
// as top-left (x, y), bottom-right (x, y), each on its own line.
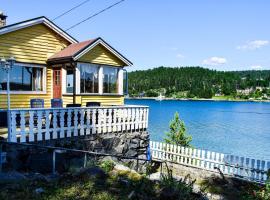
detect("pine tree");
top-left (164, 112), bottom-right (192, 147)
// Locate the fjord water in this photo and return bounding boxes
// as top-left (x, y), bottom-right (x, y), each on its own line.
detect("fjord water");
top-left (125, 99), bottom-right (270, 160)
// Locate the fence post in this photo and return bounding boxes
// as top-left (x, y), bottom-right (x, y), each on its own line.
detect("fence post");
top-left (0, 144), bottom-right (2, 173)
top-left (52, 150), bottom-right (56, 174)
top-left (84, 153), bottom-right (87, 168)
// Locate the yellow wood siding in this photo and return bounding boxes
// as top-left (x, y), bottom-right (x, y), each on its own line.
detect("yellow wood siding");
top-left (62, 96), bottom-right (73, 107)
top-left (0, 24), bottom-right (70, 64)
top-left (0, 23), bottom-right (126, 108)
top-left (0, 68), bottom-right (53, 108)
top-left (80, 96), bottom-right (124, 106)
top-left (0, 23), bottom-right (72, 109)
top-left (61, 95), bottom-right (124, 107)
top-left (78, 44), bottom-right (126, 66)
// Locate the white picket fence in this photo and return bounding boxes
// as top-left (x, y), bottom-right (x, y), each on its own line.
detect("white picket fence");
top-left (8, 105), bottom-right (149, 143)
top-left (150, 141), bottom-right (270, 183)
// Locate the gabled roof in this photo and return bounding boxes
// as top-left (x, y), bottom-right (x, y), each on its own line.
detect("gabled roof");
top-left (48, 37), bottom-right (133, 66)
top-left (49, 39), bottom-right (96, 61)
top-left (0, 16), bottom-right (78, 44)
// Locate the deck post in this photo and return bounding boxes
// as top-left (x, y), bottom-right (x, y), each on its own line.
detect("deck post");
top-left (0, 57), bottom-right (15, 142)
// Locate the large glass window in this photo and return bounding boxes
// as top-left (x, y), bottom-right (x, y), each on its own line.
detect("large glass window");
top-left (0, 64), bottom-right (43, 91)
top-left (123, 69), bottom-right (128, 95)
top-left (80, 63), bottom-right (99, 93)
top-left (103, 67), bottom-right (119, 94)
top-left (66, 68), bottom-right (74, 93)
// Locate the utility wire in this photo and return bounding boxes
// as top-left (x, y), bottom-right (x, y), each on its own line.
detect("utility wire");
top-left (52, 0), bottom-right (92, 21)
top-left (65, 0), bottom-right (125, 31)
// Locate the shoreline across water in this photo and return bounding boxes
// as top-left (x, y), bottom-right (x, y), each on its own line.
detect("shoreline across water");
top-left (125, 99), bottom-right (270, 160)
top-left (126, 97), bottom-right (270, 103)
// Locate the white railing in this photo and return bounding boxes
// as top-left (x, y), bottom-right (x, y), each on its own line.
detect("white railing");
top-left (150, 141), bottom-right (270, 183)
top-left (8, 105), bottom-right (149, 143)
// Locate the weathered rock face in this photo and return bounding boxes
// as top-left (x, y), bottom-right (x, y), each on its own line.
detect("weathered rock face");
top-left (1, 131), bottom-right (149, 173)
top-left (42, 131), bottom-right (149, 158)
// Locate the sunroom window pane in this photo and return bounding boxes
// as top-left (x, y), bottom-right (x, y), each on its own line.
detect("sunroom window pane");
top-left (0, 65), bottom-right (43, 91)
top-left (66, 68), bottom-right (74, 93)
top-left (103, 67), bottom-right (118, 94)
top-left (80, 63), bottom-right (99, 93)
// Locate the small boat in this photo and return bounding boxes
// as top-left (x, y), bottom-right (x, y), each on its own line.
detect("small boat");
top-left (155, 94), bottom-right (164, 101)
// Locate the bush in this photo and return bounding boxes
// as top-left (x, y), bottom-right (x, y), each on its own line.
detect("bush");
top-left (160, 162), bottom-right (196, 200)
top-left (242, 170), bottom-right (270, 200)
top-left (99, 160), bottom-right (115, 173)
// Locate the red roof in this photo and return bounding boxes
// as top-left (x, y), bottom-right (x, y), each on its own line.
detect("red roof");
top-left (48, 39), bottom-right (97, 61)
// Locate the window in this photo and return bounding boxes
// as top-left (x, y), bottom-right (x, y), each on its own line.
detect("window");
top-left (80, 63), bottom-right (99, 93)
top-left (123, 69), bottom-right (128, 95)
top-left (54, 70), bottom-right (61, 85)
top-left (0, 64), bottom-right (43, 91)
top-left (66, 68), bottom-right (74, 93)
top-left (103, 67), bottom-right (118, 94)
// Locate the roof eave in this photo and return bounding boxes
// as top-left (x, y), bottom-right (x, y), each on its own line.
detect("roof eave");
top-left (0, 16), bottom-right (78, 44)
top-left (47, 57), bottom-right (73, 64)
top-left (73, 38), bottom-right (133, 66)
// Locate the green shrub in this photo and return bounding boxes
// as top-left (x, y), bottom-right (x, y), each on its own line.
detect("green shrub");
top-left (99, 160), bottom-right (115, 173)
top-left (242, 170), bottom-right (270, 200)
top-left (160, 162), bottom-right (196, 200)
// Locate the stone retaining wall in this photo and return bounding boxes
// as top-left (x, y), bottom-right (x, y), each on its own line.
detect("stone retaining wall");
top-left (1, 131), bottom-right (149, 173)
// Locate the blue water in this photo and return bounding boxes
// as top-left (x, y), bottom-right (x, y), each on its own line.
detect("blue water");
top-left (125, 99), bottom-right (270, 160)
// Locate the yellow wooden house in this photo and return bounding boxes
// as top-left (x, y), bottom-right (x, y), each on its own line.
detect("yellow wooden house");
top-left (0, 16), bottom-right (131, 109)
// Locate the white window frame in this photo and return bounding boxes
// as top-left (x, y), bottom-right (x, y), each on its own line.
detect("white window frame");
top-left (0, 62), bottom-right (46, 94)
top-left (62, 62), bottom-right (124, 96)
top-left (102, 65), bottom-right (121, 95)
top-left (77, 62), bottom-right (100, 95)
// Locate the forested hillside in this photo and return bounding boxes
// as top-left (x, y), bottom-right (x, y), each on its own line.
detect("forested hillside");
top-left (128, 67), bottom-right (270, 99)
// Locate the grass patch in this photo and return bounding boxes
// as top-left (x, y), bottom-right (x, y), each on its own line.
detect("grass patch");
top-left (0, 162), bottom-right (202, 200)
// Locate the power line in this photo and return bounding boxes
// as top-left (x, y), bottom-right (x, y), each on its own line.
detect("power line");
top-left (52, 0), bottom-right (92, 21)
top-left (65, 0), bottom-right (126, 31)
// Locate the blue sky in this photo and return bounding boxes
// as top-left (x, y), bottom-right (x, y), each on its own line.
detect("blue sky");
top-left (1, 0), bottom-right (270, 71)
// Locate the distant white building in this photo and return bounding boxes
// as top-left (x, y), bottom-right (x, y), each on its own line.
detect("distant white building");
top-left (236, 88), bottom-right (253, 95)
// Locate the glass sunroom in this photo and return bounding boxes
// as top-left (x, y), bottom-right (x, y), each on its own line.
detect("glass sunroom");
top-left (47, 38), bottom-right (131, 107)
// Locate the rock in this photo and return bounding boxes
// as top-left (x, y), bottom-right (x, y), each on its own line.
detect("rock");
top-left (118, 177), bottom-right (129, 186)
top-left (114, 164), bottom-right (131, 171)
top-left (100, 156), bottom-right (115, 163)
top-left (77, 167), bottom-right (106, 179)
top-left (129, 142), bottom-right (139, 149)
top-left (35, 187), bottom-right (44, 194)
top-left (128, 191), bottom-right (135, 199)
top-left (125, 149), bottom-right (138, 157)
top-left (148, 172), bottom-right (161, 181)
top-left (0, 171), bottom-right (26, 182)
top-left (26, 172), bottom-right (50, 183)
top-left (114, 144), bottom-right (125, 153)
top-left (192, 184), bottom-right (201, 194)
top-left (159, 187), bottom-right (179, 200)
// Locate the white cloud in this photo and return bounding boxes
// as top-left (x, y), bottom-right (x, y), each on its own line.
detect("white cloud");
top-left (202, 57), bottom-right (227, 65)
top-left (176, 53), bottom-right (184, 58)
top-left (250, 65), bottom-right (263, 70)
top-left (237, 40), bottom-right (269, 50)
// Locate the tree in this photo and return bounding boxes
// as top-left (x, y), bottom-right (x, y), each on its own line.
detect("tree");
top-left (164, 112), bottom-right (192, 147)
